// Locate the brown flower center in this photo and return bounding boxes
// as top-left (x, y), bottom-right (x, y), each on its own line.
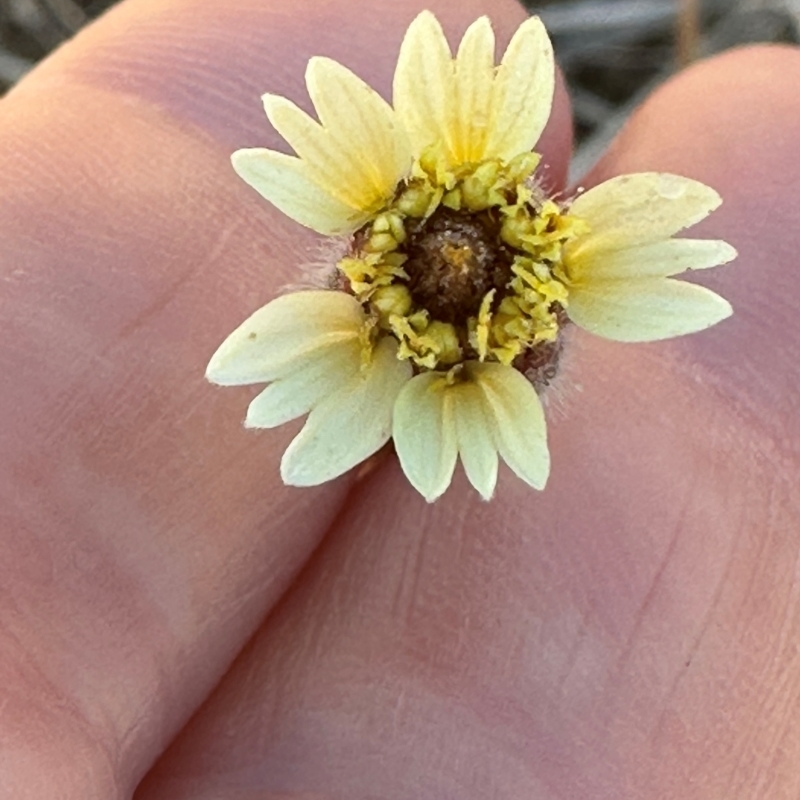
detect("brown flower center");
top-left (401, 208), bottom-right (513, 325)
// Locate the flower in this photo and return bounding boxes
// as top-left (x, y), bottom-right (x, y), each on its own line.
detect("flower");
top-left (206, 10), bottom-right (736, 502)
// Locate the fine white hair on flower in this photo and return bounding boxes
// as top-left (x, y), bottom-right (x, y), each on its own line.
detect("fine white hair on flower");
top-left (208, 10), bottom-right (737, 502)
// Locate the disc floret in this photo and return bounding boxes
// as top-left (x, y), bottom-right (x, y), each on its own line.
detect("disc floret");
top-left (337, 146), bottom-right (588, 377)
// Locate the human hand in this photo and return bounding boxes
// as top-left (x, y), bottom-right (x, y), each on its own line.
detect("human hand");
top-left (1, 0), bottom-right (798, 798)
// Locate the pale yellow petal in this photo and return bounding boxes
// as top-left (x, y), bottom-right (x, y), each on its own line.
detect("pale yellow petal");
top-left (231, 148), bottom-right (366, 235)
top-left (567, 174), bottom-right (722, 261)
top-left (281, 337), bottom-right (412, 486)
top-left (393, 10), bottom-right (456, 160)
top-left (452, 16), bottom-right (496, 164)
top-left (483, 16), bottom-right (555, 162)
top-left (393, 371), bottom-right (458, 502)
top-left (471, 362), bottom-right (550, 490)
top-left (453, 381), bottom-right (498, 501)
top-left (566, 238), bottom-right (737, 282)
top-left (305, 57), bottom-right (411, 207)
top-left (262, 94), bottom-right (374, 210)
top-left (205, 291), bottom-right (364, 386)
top-left (567, 278), bottom-right (733, 342)
top-left (254, 58), bottom-right (409, 229)
top-left (245, 338), bottom-right (362, 429)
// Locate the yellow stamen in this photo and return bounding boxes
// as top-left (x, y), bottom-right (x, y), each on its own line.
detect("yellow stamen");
top-left (336, 148), bottom-right (586, 373)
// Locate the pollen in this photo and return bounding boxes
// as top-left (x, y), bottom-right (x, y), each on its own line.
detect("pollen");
top-left (336, 148), bottom-right (584, 380)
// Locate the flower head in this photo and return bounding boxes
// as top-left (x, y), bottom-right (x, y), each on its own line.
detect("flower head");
top-left (207, 11), bottom-right (736, 502)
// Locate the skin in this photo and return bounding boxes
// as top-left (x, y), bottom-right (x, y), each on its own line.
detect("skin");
top-left (0, 0), bottom-right (798, 797)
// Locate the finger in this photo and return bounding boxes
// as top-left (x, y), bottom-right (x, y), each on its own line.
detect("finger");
top-left (1, 12), bottom-right (347, 800)
top-left (135, 46), bottom-right (800, 800)
top-left (0, 0), bottom-right (572, 798)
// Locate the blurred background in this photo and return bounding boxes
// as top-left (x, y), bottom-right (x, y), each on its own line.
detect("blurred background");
top-left (0, 0), bottom-right (797, 178)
